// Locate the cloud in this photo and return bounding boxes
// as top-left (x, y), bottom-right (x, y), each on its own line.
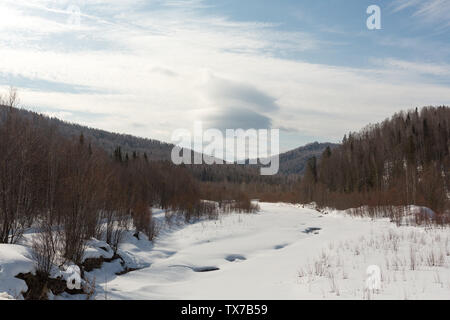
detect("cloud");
top-left (372, 58), bottom-right (450, 77)
top-left (162, 0), bottom-right (209, 9)
top-left (0, 73), bottom-right (101, 94)
top-left (390, 0), bottom-right (422, 13)
top-left (204, 107), bottom-right (272, 131)
top-left (200, 75), bottom-right (278, 132)
top-left (151, 67), bottom-right (178, 77)
top-left (204, 75), bottom-right (279, 113)
top-left (390, 0), bottom-right (450, 28)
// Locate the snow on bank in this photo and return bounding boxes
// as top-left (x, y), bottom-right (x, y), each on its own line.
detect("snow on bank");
top-left (1, 203), bottom-right (449, 300)
top-left (0, 244), bottom-right (35, 299)
top-left (97, 202), bottom-right (444, 300)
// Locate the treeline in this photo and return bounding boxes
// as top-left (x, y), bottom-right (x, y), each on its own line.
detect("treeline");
top-left (189, 163), bottom-right (293, 184)
top-left (299, 106), bottom-right (449, 221)
top-left (0, 98), bottom-right (256, 273)
top-left (191, 164), bottom-right (303, 205)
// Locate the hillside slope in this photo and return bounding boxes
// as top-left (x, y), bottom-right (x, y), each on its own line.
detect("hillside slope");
top-left (276, 142), bottom-right (339, 175)
top-left (0, 105), bottom-right (174, 161)
top-left (0, 105), bottom-right (336, 178)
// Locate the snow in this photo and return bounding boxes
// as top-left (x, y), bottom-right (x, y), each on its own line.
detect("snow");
top-left (90, 203), bottom-right (450, 300)
top-left (83, 238), bottom-right (114, 261)
top-left (0, 292), bottom-right (14, 300)
top-left (1, 202), bottom-right (449, 300)
top-left (0, 244), bottom-right (35, 299)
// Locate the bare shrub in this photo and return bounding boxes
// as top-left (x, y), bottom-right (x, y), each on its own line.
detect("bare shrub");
top-left (32, 221), bottom-right (61, 277)
top-left (327, 271), bottom-right (340, 296)
top-left (84, 276), bottom-right (96, 300)
top-left (409, 245), bottom-right (418, 270)
top-left (132, 202), bottom-right (152, 240)
top-left (427, 251), bottom-right (437, 267)
top-left (146, 219), bottom-right (159, 241)
top-left (101, 170), bottom-right (130, 253)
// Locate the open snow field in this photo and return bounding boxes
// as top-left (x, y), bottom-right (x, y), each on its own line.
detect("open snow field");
top-left (91, 203), bottom-right (450, 300)
top-left (1, 202), bottom-right (449, 300)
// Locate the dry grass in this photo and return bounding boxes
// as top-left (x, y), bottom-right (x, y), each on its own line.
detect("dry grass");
top-left (297, 226), bottom-right (450, 299)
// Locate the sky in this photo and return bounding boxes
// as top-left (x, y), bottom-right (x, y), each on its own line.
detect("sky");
top-left (0, 0), bottom-right (449, 153)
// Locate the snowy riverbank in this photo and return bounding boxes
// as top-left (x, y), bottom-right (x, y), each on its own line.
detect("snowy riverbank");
top-left (1, 203), bottom-right (449, 300)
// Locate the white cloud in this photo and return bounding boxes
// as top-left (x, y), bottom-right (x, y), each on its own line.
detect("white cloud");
top-left (390, 0), bottom-right (450, 28)
top-left (372, 58), bottom-right (450, 76)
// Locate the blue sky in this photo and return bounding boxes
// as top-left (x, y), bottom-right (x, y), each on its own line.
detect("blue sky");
top-left (0, 0), bottom-right (449, 153)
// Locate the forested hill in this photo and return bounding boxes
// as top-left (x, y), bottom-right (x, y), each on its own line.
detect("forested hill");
top-left (0, 105), bottom-right (174, 161)
top-left (299, 106), bottom-right (450, 215)
top-left (276, 142), bottom-right (339, 175)
top-left (0, 105), bottom-right (335, 179)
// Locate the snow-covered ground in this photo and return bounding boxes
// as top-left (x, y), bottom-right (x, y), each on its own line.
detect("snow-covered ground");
top-left (1, 202), bottom-right (449, 300)
top-left (0, 244), bottom-right (35, 299)
top-left (91, 203), bottom-right (450, 300)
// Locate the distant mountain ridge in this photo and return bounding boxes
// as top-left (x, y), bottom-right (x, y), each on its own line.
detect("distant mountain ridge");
top-left (0, 105), bottom-right (337, 177)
